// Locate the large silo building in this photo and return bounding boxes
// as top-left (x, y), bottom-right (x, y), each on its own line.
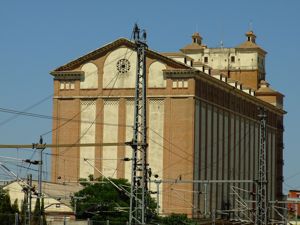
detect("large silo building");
top-left (50, 30), bottom-right (285, 217)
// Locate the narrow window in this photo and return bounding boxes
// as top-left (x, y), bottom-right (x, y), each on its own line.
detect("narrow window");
top-left (204, 56), bottom-right (208, 63)
top-left (172, 80), bottom-right (177, 88)
top-left (65, 82), bottom-right (70, 89)
top-left (184, 57), bottom-right (187, 64)
top-left (60, 81), bottom-right (65, 90)
top-left (231, 56), bottom-right (235, 63)
top-left (70, 81), bottom-right (75, 89)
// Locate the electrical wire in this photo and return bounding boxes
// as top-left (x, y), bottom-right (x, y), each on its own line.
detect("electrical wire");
top-left (54, 46), bottom-right (135, 157)
top-left (0, 107), bottom-right (130, 128)
top-left (0, 36), bottom-right (135, 136)
top-left (0, 94), bottom-right (53, 127)
top-left (0, 46), bottom-right (138, 182)
top-left (58, 70), bottom-right (120, 156)
top-left (41, 42), bottom-right (135, 137)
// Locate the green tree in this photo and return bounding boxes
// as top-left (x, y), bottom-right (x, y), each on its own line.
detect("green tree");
top-left (20, 200), bottom-right (26, 225)
top-left (0, 188), bottom-right (19, 225)
top-left (12, 199), bottom-right (19, 213)
top-left (41, 198), bottom-right (47, 225)
top-left (32, 198), bottom-right (40, 225)
top-left (32, 198), bottom-right (46, 225)
top-left (73, 177), bottom-right (157, 224)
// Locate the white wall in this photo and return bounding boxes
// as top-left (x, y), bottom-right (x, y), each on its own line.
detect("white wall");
top-left (149, 61), bottom-right (166, 88)
top-left (103, 47), bottom-right (137, 89)
top-left (80, 100), bottom-right (96, 178)
top-left (80, 63), bottom-right (98, 89)
top-left (125, 100), bottom-right (134, 181)
top-left (148, 99), bottom-right (164, 211)
top-left (102, 99), bottom-right (119, 178)
top-left (186, 49), bottom-right (259, 71)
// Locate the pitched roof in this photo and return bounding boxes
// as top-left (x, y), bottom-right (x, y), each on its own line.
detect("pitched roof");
top-left (51, 38), bottom-right (190, 72)
top-left (235, 30), bottom-right (267, 55)
top-left (236, 41), bottom-right (267, 54)
top-left (256, 80), bottom-right (284, 96)
top-left (161, 52), bottom-right (193, 60)
top-left (180, 43), bottom-right (206, 53)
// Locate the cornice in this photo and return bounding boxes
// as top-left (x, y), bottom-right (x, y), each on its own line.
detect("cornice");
top-left (50, 38), bottom-right (190, 73)
top-left (50, 70), bottom-right (84, 80)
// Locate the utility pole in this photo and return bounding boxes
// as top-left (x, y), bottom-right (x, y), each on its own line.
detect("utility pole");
top-left (28, 174), bottom-right (32, 225)
top-left (32, 136), bottom-right (46, 225)
top-left (24, 174), bottom-right (32, 225)
top-left (129, 23), bottom-right (148, 225)
top-left (255, 108), bottom-right (268, 225)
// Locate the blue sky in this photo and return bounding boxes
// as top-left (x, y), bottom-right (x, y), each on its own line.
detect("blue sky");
top-left (0, 0), bottom-right (299, 194)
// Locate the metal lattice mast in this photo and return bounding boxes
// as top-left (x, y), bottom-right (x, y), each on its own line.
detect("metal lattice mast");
top-left (129, 24), bottom-right (148, 225)
top-left (24, 174), bottom-right (32, 225)
top-left (255, 108), bottom-right (268, 225)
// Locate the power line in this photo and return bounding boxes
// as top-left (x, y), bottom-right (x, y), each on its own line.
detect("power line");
top-left (0, 107), bottom-right (131, 128)
top-left (42, 39), bottom-right (135, 137)
top-left (0, 36), bottom-right (136, 131)
top-left (42, 46), bottom-right (135, 165)
top-left (0, 94), bottom-right (53, 127)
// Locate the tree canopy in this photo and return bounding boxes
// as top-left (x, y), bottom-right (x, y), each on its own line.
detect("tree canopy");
top-left (73, 177), bottom-right (157, 224)
top-left (73, 177), bottom-right (132, 223)
top-left (72, 177), bottom-right (196, 225)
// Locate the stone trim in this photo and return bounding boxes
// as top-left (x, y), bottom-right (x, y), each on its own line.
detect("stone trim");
top-left (51, 70), bottom-right (83, 80)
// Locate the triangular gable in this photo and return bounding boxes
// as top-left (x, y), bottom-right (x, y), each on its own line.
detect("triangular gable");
top-left (51, 38), bottom-right (191, 72)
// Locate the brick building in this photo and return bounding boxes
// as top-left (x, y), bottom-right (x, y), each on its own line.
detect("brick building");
top-left (50, 30), bottom-right (285, 217)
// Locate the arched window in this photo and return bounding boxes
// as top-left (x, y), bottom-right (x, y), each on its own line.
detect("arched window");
top-left (80, 63), bottom-right (98, 89)
top-left (149, 61), bottom-right (166, 88)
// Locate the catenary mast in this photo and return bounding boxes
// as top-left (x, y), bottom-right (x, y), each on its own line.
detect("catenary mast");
top-left (129, 24), bottom-right (149, 225)
top-left (255, 108), bottom-right (268, 225)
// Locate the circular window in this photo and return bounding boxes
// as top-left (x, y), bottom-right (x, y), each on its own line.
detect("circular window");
top-left (116, 59), bottom-right (131, 74)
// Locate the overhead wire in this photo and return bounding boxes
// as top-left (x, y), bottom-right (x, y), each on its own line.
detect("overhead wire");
top-left (153, 115), bottom-right (253, 178)
top-left (0, 38), bottom-right (136, 182)
top-left (0, 31), bottom-right (274, 205)
top-left (58, 53), bottom-right (134, 156)
top-left (0, 94), bottom-right (53, 127)
top-left (49, 41), bottom-right (135, 179)
top-left (41, 36), bottom-right (135, 137)
top-left (0, 107), bottom-right (130, 128)
top-left (0, 35), bottom-right (135, 136)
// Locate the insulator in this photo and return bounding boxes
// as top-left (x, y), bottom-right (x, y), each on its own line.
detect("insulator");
top-left (142, 30), bottom-right (147, 41)
top-left (39, 135), bottom-right (43, 144)
top-left (133, 23), bottom-right (140, 41)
